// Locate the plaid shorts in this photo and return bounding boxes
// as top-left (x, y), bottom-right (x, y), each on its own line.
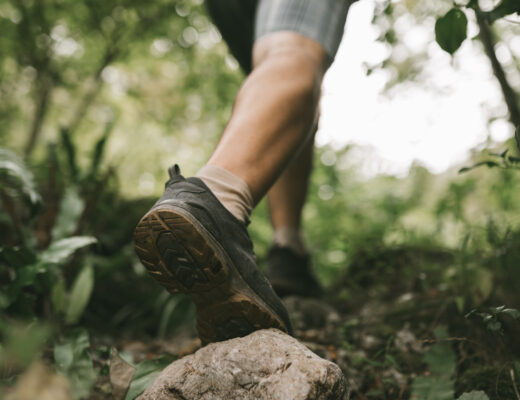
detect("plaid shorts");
top-left (205, 0), bottom-right (353, 73)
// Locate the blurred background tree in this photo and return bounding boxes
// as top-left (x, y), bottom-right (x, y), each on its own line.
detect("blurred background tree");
top-left (369, 0), bottom-right (519, 148)
top-left (0, 0), bottom-right (242, 187)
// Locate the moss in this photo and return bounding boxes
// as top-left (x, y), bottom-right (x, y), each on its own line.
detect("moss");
top-left (456, 364), bottom-right (517, 400)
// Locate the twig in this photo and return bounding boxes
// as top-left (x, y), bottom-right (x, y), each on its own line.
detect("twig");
top-left (421, 337), bottom-right (481, 346)
top-left (25, 75), bottom-right (53, 158)
top-left (516, 126), bottom-right (520, 155)
top-left (511, 369), bottom-right (520, 400)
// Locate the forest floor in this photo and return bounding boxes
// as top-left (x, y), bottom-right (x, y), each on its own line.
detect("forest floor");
top-left (83, 244), bottom-right (520, 400)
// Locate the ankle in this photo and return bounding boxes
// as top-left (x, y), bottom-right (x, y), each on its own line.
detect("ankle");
top-left (272, 226), bottom-right (308, 257)
top-left (196, 165), bottom-right (254, 224)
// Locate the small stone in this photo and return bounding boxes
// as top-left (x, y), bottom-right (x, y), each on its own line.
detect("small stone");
top-left (138, 329), bottom-right (349, 400)
top-left (109, 348), bottom-right (137, 400)
top-left (5, 361), bottom-right (71, 400)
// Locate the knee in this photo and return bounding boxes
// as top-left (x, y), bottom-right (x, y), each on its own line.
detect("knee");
top-left (252, 32), bottom-right (330, 101)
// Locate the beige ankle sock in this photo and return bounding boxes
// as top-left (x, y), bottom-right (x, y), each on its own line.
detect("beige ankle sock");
top-left (196, 165), bottom-right (254, 224)
top-left (273, 227), bottom-right (308, 256)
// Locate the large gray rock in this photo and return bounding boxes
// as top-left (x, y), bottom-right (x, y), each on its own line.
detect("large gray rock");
top-left (139, 329), bottom-right (349, 400)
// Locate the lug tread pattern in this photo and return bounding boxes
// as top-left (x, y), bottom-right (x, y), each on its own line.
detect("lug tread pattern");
top-left (133, 210), bottom-right (226, 294)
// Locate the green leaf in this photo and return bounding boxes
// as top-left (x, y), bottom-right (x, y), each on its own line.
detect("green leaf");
top-left (89, 122), bottom-right (113, 178)
top-left (457, 390), bottom-right (490, 400)
top-left (458, 160), bottom-right (501, 174)
top-left (483, 161), bottom-right (500, 168)
top-left (125, 357), bottom-right (172, 400)
top-left (501, 308), bottom-right (520, 320)
top-left (0, 246), bottom-right (37, 268)
top-left (0, 322), bottom-right (51, 368)
top-left (411, 375), bottom-right (454, 400)
top-left (435, 8), bottom-right (468, 54)
top-left (51, 279), bottom-right (68, 315)
top-left (158, 296), bottom-right (181, 339)
top-left (487, 320), bottom-right (502, 331)
top-left (65, 264), bottom-right (95, 324)
top-left (40, 236), bottom-right (97, 266)
top-left (2, 262), bottom-right (49, 308)
top-left (412, 327), bottom-right (456, 400)
top-left (52, 187), bottom-right (85, 240)
top-left (60, 128), bottom-right (78, 180)
top-left (0, 148), bottom-right (41, 205)
top-left (424, 343), bottom-right (456, 376)
top-left (54, 329), bottom-right (97, 400)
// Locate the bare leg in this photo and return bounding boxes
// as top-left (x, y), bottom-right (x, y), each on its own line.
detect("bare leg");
top-left (268, 126), bottom-right (316, 230)
top-left (207, 32), bottom-right (330, 204)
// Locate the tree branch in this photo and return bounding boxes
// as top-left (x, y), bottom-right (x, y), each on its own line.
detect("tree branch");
top-left (475, 9), bottom-right (520, 153)
top-left (66, 48), bottom-right (118, 136)
top-left (24, 75), bottom-right (53, 158)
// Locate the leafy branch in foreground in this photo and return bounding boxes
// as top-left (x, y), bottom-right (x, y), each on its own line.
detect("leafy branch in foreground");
top-left (459, 149), bottom-right (520, 174)
top-left (435, 0), bottom-right (520, 55)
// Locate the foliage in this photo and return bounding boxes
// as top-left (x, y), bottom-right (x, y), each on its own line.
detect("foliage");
top-left (0, 0), bottom-right (242, 192)
top-left (459, 149), bottom-right (520, 173)
top-left (0, 148), bottom-right (98, 320)
top-left (466, 305), bottom-right (520, 333)
top-left (434, 0), bottom-right (520, 56)
top-left (457, 391), bottom-right (490, 400)
top-left (410, 327), bottom-right (456, 400)
top-left (54, 329), bottom-right (97, 400)
top-left (0, 148), bottom-right (40, 206)
top-left (435, 8), bottom-right (468, 55)
top-left (125, 356), bottom-right (173, 400)
top-left (0, 321), bottom-right (51, 372)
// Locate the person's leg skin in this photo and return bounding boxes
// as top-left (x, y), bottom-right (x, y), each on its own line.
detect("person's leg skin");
top-left (206, 32), bottom-right (330, 204)
top-left (268, 125), bottom-right (316, 232)
top-left (267, 124), bottom-right (316, 260)
top-left (264, 124), bottom-right (325, 298)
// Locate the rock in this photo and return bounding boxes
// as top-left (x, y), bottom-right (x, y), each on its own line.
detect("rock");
top-left (109, 348), bottom-right (137, 400)
top-left (139, 329), bottom-right (349, 400)
top-left (5, 361), bottom-right (71, 400)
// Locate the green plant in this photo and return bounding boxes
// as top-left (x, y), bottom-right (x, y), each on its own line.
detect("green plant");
top-left (466, 306), bottom-right (520, 398)
top-left (435, 0), bottom-right (520, 55)
top-left (410, 327), bottom-right (456, 400)
top-left (54, 329), bottom-right (97, 400)
top-left (124, 356), bottom-right (173, 400)
top-left (466, 305), bottom-right (520, 332)
top-left (0, 147), bottom-right (99, 397)
top-left (459, 149), bottom-right (520, 174)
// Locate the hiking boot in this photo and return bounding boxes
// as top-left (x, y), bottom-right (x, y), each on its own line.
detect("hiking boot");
top-left (265, 245), bottom-right (323, 298)
top-left (133, 165), bottom-right (292, 344)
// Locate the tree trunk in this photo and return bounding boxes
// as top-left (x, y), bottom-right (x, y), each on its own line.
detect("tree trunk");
top-left (475, 9), bottom-right (520, 153)
top-left (24, 75), bottom-right (52, 158)
top-left (66, 48), bottom-right (118, 136)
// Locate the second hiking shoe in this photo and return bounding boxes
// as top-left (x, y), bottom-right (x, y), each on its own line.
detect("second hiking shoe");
top-left (133, 165), bottom-right (292, 345)
top-left (265, 245), bottom-right (324, 298)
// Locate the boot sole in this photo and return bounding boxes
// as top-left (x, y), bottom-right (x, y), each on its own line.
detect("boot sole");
top-left (133, 204), bottom-right (287, 344)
